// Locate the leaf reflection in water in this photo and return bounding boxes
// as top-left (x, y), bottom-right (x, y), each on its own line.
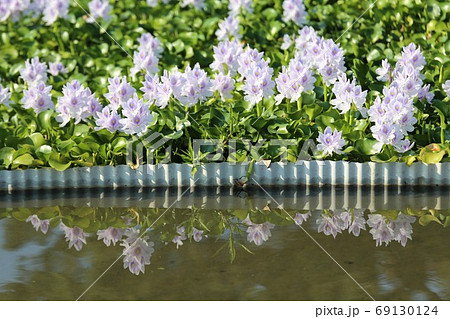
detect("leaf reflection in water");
top-left (7, 205), bottom-right (449, 275)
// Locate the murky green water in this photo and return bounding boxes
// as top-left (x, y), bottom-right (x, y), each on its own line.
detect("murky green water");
top-left (1, 187), bottom-right (450, 300)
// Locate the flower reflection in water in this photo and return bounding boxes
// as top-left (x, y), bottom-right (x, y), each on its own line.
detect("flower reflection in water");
top-left (13, 206), bottom-right (437, 275)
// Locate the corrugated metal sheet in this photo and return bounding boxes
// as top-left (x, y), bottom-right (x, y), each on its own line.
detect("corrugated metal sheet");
top-left (0, 160), bottom-right (449, 192)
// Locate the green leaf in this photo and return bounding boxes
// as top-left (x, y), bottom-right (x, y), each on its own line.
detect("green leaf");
top-left (48, 153), bottom-right (71, 171)
top-left (354, 139), bottom-right (382, 155)
top-left (419, 214), bottom-right (442, 226)
top-left (12, 153), bottom-right (34, 166)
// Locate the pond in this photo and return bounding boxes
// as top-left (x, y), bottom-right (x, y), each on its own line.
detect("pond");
top-left (0, 186), bottom-right (449, 300)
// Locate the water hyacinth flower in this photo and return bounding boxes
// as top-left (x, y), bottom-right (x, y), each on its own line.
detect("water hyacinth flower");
top-left (95, 106), bottom-right (123, 132)
top-left (282, 0), bottom-right (307, 26)
top-left (368, 44), bottom-right (424, 152)
top-left (417, 84), bottom-right (434, 104)
top-left (121, 234), bottom-right (155, 275)
top-left (210, 39), bottom-right (243, 76)
top-left (137, 33), bottom-right (163, 58)
top-left (216, 14), bottom-right (241, 41)
top-left (238, 47), bottom-right (274, 106)
top-left (0, 0), bottom-right (29, 22)
top-left (376, 59), bottom-right (392, 82)
top-left (281, 34), bottom-right (293, 51)
top-left (26, 215), bottom-right (50, 234)
top-left (228, 0), bottom-right (253, 15)
top-left (275, 58), bottom-right (315, 104)
top-left (21, 81), bottom-right (54, 114)
top-left (141, 74), bottom-right (160, 104)
top-left (42, 0), bottom-right (70, 25)
top-left (390, 212), bottom-right (416, 247)
top-left (48, 62), bottom-right (68, 76)
top-left (293, 212), bottom-right (311, 226)
top-left (317, 127), bottom-right (345, 157)
top-left (192, 228), bottom-right (203, 242)
top-left (104, 76), bottom-right (136, 110)
top-left (60, 223), bottom-right (87, 251)
top-left (178, 63), bottom-right (213, 107)
top-left (367, 212), bottom-right (415, 247)
top-left (0, 80), bottom-right (11, 107)
top-left (172, 226), bottom-right (187, 248)
top-left (367, 214), bottom-right (394, 247)
top-left (20, 57), bottom-right (48, 84)
top-left (120, 94), bottom-right (153, 136)
top-left (130, 49), bottom-right (159, 77)
top-left (316, 214), bottom-right (340, 238)
top-left (97, 227), bottom-right (125, 247)
top-left (347, 210), bottom-right (366, 237)
top-left (212, 72), bottom-right (235, 100)
top-left (55, 80), bottom-right (94, 125)
top-left (87, 0), bottom-right (112, 23)
top-left (330, 74), bottom-right (367, 115)
top-left (443, 80), bottom-right (450, 98)
top-left (243, 217), bottom-right (275, 246)
top-left (181, 0), bottom-right (206, 10)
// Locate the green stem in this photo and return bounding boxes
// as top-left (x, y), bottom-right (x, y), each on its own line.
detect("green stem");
top-left (256, 101), bottom-right (261, 118)
top-left (297, 96), bottom-right (302, 112)
top-left (229, 104), bottom-right (233, 135)
top-left (323, 83), bottom-right (328, 102)
top-left (287, 100), bottom-right (291, 114)
top-left (439, 113), bottom-right (446, 144)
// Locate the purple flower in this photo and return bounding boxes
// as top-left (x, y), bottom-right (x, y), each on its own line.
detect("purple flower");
top-left (443, 80), bottom-right (450, 98)
top-left (181, 0), bottom-right (206, 10)
top-left (26, 215), bottom-right (50, 234)
top-left (43, 0), bottom-right (70, 25)
top-left (376, 59), bottom-right (392, 82)
top-left (141, 74), bottom-right (160, 104)
top-left (330, 74), bottom-right (367, 115)
top-left (418, 84), bottom-right (434, 104)
top-left (87, 0), bottom-right (111, 23)
top-left (282, 0), bottom-right (307, 26)
top-left (48, 62), bottom-right (68, 76)
top-left (192, 228), bottom-right (203, 242)
top-left (119, 94), bottom-right (153, 136)
top-left (367, 214), bottom-right (394, 247)
top-left (347, 210), bottom-right (366, 237)
top-left (216, 14), bottom-right (241, 41)
top-left (212, 72), bottom-right (235, 100)
top-left (317, 127), bottom-right (345, 157)
top-left (281, 34), bottom-right (293, 50)
top-left (317, 214), bottom-right (340, 238)
top-left (229, 0), bottom-right (253, 15)
top-left (172, 226), bottom-right (187, 248)
top-left (121, 231), bottom-right (155, 275)
top-left (130, 49), bottom-right (159, 77)
top-left (95, 106), bottom-right (123, 132)
top-left (137, 33), bottom-right (163, 58)
top-left (243, 216), bottom-right (275, 246)
top-left (0, 80), bottom-right (12, 107)
top-left (210, 39), bottom-right (243, 75)
top-left (97, 227), bottom-right (125, 247)
top-left (293, 212), bottom-right (311, 226)
top-left (20, 57), bottom-right (48, 84)
top-left (0, 0), bottom-right (29, 22)
top-left (104, 76), bottom-right (136, 110)
top-left (21, 81), bottom-right (54, 114)
top-left (60, 223), bottom-right (87, 251)
top-left (55, 80), bottom-right (92, 125)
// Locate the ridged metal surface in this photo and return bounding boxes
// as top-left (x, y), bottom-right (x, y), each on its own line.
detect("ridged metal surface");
top-left (1, 161), bottom-right (449, 192)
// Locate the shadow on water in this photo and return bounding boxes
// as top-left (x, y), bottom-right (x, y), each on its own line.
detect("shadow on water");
top-left (0, 186), bottom-right (449, 300)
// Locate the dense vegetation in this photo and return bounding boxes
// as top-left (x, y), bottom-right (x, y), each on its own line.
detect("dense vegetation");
top-left (0, 0), bottom-right (449, 171)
